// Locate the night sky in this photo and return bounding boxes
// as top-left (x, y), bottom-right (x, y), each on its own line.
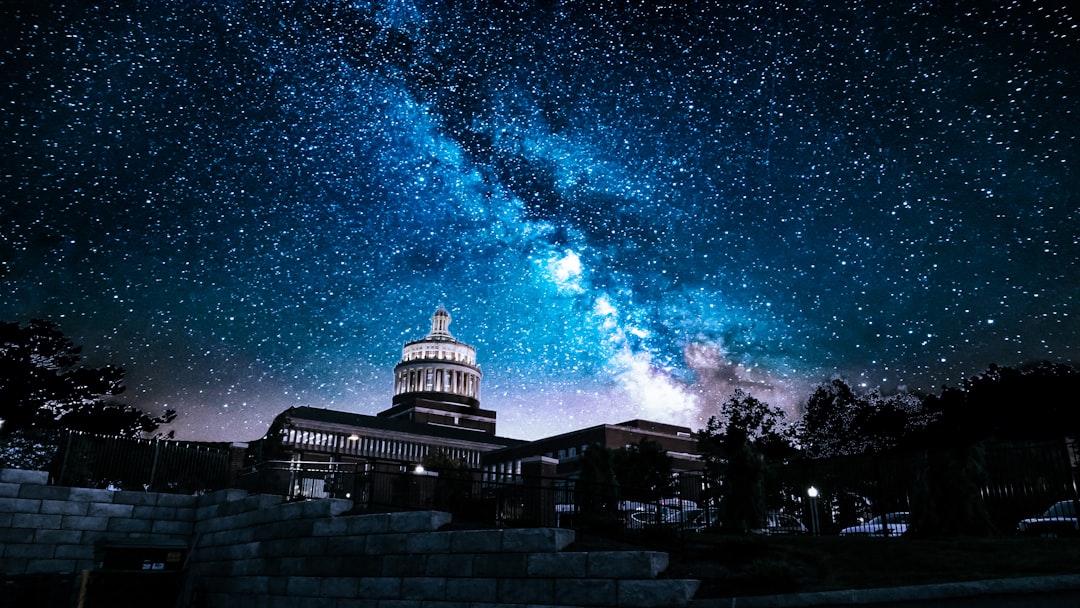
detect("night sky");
top-left (2, 1), bottom-right (1076, 442)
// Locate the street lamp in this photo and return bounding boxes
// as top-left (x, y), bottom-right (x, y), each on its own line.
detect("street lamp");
top-left (807, 486), bottom-right (821, 536)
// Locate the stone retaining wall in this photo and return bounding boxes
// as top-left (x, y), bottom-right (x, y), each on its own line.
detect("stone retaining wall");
top-left (1, 468), bottom-right (699, 607)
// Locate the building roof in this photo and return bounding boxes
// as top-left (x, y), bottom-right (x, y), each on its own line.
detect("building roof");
top-left (278, 406), bottom-right (526, 448)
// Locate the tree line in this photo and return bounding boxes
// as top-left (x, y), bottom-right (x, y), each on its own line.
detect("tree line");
top-left (559, 362), bottom-right (1079, 536)
top-left (0, 319), bottom-right (175, 439)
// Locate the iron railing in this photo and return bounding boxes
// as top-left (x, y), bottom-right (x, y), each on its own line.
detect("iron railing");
top-left (47, 430), bottom-right (233, 493)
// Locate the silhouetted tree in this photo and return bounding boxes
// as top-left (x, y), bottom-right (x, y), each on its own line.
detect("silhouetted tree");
top-left (904, 362), bottom-right (1080, 537)
top-left (612, 438), bottom-right (674, 502)
top-left (0, 319), bottom-right (173, 437)
top-left (698, 390), bottom-right (794, 534)
top-left (576, 443), bottom-right (622, 530)
top-left (800, 379), bottom-right (931, 458)
top-left (918, 362), bottom-right (1080, 444)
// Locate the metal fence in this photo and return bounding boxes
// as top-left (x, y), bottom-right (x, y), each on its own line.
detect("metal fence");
top-left (47, 430), bottom-right (233, 493)
top-left (233, 459), bottom-right (681, 530)
top-left (237, 438), bottom-right (1079, 537)
top-left (763, 437), bottom-right (1080, 535)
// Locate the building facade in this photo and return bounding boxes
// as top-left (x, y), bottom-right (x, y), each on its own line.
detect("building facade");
top-left (247, 306), bottom-right (703, 497)
top-left (250, 307), bottom-right (517, 474)
top-left (481, 419), bottom-right (703, 483)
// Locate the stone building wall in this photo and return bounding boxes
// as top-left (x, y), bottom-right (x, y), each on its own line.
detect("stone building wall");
top-left (0, 468), bottom-right (699, 608)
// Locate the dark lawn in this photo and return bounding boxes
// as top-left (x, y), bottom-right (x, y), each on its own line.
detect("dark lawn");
top-left (566, 531), bottom-right (1080, 599)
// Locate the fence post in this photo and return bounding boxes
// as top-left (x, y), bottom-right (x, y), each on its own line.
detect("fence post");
top-left (148, 440), bottom-right (161, 491)
top-left (520, 456), bottom-right (558, 526)
top-left (58, 430), bottom-right (74, 485)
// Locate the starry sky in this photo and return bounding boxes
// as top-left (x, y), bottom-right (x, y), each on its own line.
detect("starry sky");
top-left (2, 1), bottom-right (1076, 442)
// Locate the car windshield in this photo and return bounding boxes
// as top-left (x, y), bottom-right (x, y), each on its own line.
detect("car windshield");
top-left (1042, 501), bottom-right (1076, 519)
top-left (867, 512), bottom-right (908, 525)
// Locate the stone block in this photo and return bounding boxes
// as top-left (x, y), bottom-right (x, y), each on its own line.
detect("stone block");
top-left (230, 540), bottom-right (263, 560)
top-left (287, 576), bottom-right (323, 596)
top-left (0, 527), bottom-right (35, 543)
top-left (473, 553), bottom-right (528, 578)
top-left (0, 482), bottom-right (20, 498)
top-left (88, 502), bottom-right (134, 518)
top-left (0, 496), bottom-right (42, 513)
top-left (406, 532), bottom-right (452, 554)
top-left (0, 558), bottom-right (27, 576)
top-left (33, 529), bottom-right (83, 545)
top-left (326, 534), bottom-right (367, 556)
top-left (617, 579), bottom-right (700, 608)
top-left (301, 498), bottom-right (351, 518)
top-left (275, 557), bottom-right (309, 576)
top-left (587, 551), bottom-right (669, 579)
top-left (112, 491), bottom-right (159, 506)
top-left (204, 511), bottom-right (246, 533)
top-left (12, 513), bottom-right (63, 529)
top-left (339, 554), bottom-right (385, 577)
top-left (157, 493), bottom-right (199, 508)
top-left (25, 559), bottom-right (77, 574)
top-left (18, 484), bottom-right (71, 501)
top-left (198, 528), bottom-right (237, 548)
top-left (345, 513), bottom-right (391, 534)
top-left (2, 543), bottom-right (55, 559)
top-left (232, 575), bottom-right (272, 595)
top-left (447, 530), bottom-right (503, 553)
top-left (0, 524), bottom-right (33, 544)
top-left (401, 576), bottom-right (447, 600)
top-left (444, 577), bottom-right (497, 603)
top-left (133, 505), bottom-right (176, 520)
top-left (151, 519), bottom-right (195, 535)
top-left (312, 516), bottom-right (349, 537)
top-left (54, 544), bottom-right (95, 560)
top-left (383, 554), bottom-right (426, 577)
top-left (197, 488), bottom-right (248, 508)
top-left (554, 578), bottom-right (617, 606)
top-left (387, 510), bottom-right (452, 533)
top-left (107, 517), bottom-right (154, 533)
top-left (356, 576), bottom-right (401, 599)
top-left (296, 556), bottom-right (344, 577)
top-left (68, 487), bottom-right (116, 503)
top-left (293, 536), bottom-right (329, 557)
top-left (365, 533), bottom-right (409, 555)
top-left (498, 577), bottom-right (554, 604)
top-left (265, 577), bottom-right (288, 595)
top-left (426, 554), bottom-right (473, 577)
top-left (0, 469), bottom-right (48, 484)
top-left (218, 496), bottom-right (251, 516)
top-left (258, 518), bottom-right (315, 540)
top-left (528, 552), bottom-right (588, 578)
top-left (40, 499), bottom-right (89, 516)
top-left (500, 528), bottom-right (575, 553)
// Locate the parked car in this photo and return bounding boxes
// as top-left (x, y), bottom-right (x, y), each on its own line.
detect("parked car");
top-left (1017, 500), bottom-right (1078, 537)
top-left (839, 512), bottom-right (910, 537)
top-left (679, 509), bottom-right (808, 534)
top-left (761, 512), bottom-right (809, 535)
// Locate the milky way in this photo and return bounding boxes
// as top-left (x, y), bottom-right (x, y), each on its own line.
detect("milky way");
top-left (2, 1), bottom-right (1076, 442)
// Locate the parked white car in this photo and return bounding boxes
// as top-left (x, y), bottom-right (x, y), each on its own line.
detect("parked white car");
top-left (839, 512), bottom-right (910, 537)
top-left (1017, 500), bottom-right (1078, 537)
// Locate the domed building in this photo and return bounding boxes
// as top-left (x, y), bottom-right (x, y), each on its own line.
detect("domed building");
top-left (379, 305), bottom-right (496, 433)
top-left (248, 307), bottom-right (520, 487)
top-left (245, 306), bottom-right (701, 503)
